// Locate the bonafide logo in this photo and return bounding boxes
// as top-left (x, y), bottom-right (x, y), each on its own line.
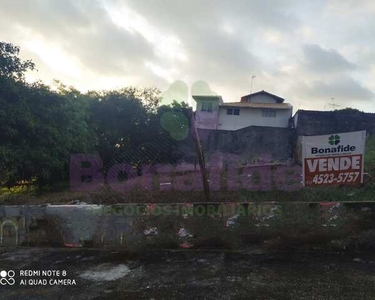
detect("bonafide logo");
top-left (70, 154), bottom-right (302, 193)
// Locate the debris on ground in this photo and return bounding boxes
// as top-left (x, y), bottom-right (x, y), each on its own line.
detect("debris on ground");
top-left (143, 227), bottom-right (158, 236)
top-left (80, 263), bottom-right (131, 281)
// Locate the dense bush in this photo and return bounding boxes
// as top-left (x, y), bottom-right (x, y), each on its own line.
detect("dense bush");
top-left (365, 137), bottom-right (375, 175)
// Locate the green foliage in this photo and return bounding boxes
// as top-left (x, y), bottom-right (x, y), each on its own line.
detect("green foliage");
top-left (0, 42), bottom-right (35, 79)
top-left (0, 43), bottom-right (93, 187)
top-left (365, 137), bottom-right (375, 175)
top-left (88, 91), bottom-right (188, 172)
top-left (0, 78), bottom-right (94, 188)
top-left (159, 100), bottom-right (190, 141)
top-left (0, 41), bottom-right (192, 189)
top-left (88, 88), bottom-right (151, 166)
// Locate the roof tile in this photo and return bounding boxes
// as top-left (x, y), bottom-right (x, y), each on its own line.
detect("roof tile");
top-left (220, 102), bottom-right (292, 109)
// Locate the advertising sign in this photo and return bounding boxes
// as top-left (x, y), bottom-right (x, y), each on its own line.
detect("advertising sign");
top-left (302, 131), bottom-right (366, 187)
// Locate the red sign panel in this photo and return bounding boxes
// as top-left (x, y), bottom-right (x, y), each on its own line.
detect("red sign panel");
top-left (304, 154), bottom-right (363, 186)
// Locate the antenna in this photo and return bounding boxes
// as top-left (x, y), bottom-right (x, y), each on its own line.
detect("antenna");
top-left (328, 97), bottom-right (341, 110)
top-left (250, 75), bottom-right (256, 94)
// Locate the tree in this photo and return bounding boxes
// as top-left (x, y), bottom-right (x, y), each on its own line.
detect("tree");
top-left (0, 42), bottom-right (35, 79)
top-left (0, 40), bottom-right (194, 190)
top-left (0, 42), bottom-right (94, 188)
top-left (88, 88), bottom-right (152, 168)
top-left (157, 100), bottom-right (190, 141)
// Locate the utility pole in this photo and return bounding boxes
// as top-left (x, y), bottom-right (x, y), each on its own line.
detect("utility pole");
top-left (250, 75), bottom-right (256, 94)
top-left (328, 98), bottom-right (341, 110)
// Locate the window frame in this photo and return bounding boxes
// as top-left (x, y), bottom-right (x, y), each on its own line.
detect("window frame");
top-left (227, 108), bottom-right (240, 115)
top-left (206, 103), bottom-right (213, 112)
top-left (201, 102), bottom-right (213, 112)
top-left (262, 109), bottom-right (277, 118)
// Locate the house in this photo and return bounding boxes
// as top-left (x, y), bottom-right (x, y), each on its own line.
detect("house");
top-left (193, 90), bottom-right (293, 131)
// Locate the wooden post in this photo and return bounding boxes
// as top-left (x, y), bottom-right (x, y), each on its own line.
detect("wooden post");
top-left (189, 108), bottom-right (210, 202)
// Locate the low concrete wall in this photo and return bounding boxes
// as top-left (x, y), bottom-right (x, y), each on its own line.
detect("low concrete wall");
top-left (1, 203), bottom-right (375, 251)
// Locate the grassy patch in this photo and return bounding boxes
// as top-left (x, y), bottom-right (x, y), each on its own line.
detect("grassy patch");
top-left (365, 137), bottom-right (375, 176)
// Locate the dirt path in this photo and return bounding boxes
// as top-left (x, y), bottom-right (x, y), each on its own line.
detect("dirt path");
top-left (1, 247), bottom-right (375, 299)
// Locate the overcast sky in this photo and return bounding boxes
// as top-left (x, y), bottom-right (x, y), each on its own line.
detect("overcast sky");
top-left (1, 0), bottom-right (375, 112)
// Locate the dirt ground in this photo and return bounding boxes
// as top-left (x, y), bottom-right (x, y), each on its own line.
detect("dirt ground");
top-left (1, 247), bottom-right (375, 300)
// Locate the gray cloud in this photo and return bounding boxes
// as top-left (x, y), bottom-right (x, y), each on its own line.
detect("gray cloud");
top-left (122, 0), bottom-right (301, 32)
top-left (1, 0), bottom-right (91, 40)
top-left (303, 44), bottom-right (356, 73)
top-left (1, 0), bottom-right (155, 77)
top-left (0, 0), bottom-right (374, 111)
top-left (296, 76), bottom-right (374, 102)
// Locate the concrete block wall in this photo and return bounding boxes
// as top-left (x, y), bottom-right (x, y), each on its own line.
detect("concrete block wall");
top-left (201, 126), bottom-right (294, 162)
top-left (295, 110), bottom-right (375, 137)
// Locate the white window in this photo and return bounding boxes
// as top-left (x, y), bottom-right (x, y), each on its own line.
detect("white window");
top-left (227, 108), bottom-right (240, 115)
top-left (201, 103), bottom-right (213, 112)
top-left (262, 109), bottom-right (276, 117)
